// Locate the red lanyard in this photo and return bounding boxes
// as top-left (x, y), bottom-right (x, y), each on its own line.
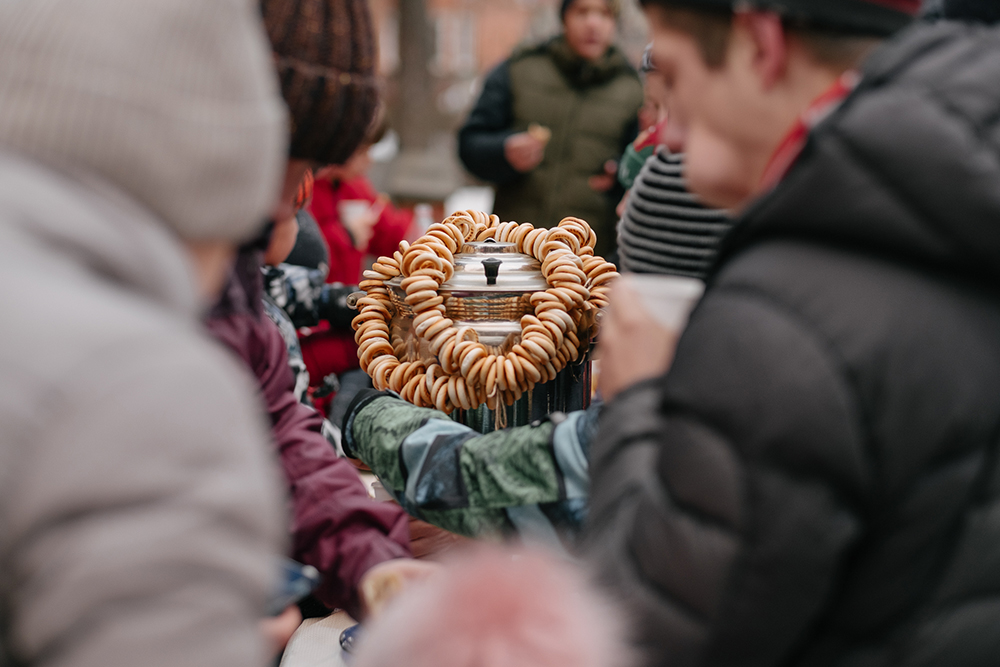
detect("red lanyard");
top-left (759, 71), bottom-right (859, 193)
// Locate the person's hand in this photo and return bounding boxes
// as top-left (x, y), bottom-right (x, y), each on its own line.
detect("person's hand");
top-left (259, 605), bottom-right (303, 657)
top-left (359, 558), bottom-right (440, 620)
top-left (597, 279), bottom-right (681, 401)
top-left (504, 132), bottom-right (546, 173)
top-left (588, 159), bottom-right (619, 193)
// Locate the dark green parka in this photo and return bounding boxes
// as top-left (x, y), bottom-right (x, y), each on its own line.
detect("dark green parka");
top-left (458, 36), bottom-right (642, 258)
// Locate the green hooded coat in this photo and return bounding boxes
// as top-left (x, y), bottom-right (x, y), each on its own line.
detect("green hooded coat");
top-left (459, 36), bottom-right (642, 258)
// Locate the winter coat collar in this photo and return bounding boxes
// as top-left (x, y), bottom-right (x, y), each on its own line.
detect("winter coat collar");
top-left (538, 35), bottom-right (634, 89)
top-left (719, 21), bottom-right (1000, 286)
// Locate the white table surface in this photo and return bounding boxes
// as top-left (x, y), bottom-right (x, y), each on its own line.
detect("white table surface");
top-left (280, 611), bottom-right (357, 667)
top-left (280, 470), bottom-right (376, 667)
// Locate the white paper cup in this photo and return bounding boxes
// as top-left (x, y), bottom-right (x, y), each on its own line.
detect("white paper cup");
top-left (621, 274), bottom-right (705, 332)
top-left (338, 199), bottom-right (371, 227)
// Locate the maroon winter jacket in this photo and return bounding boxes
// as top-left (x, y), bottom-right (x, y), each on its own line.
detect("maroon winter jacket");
top-left (206, 250), bottom-right (410, 615)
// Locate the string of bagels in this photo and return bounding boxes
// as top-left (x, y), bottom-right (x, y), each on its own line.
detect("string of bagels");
top-left (352, 210), bottom-right (618, 414)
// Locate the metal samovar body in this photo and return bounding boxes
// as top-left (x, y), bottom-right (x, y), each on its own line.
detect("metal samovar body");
top-left (386, 240), bottom-right (592, 433)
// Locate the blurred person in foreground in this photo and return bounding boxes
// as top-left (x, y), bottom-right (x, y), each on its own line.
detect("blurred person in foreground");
top-left (586, 0), bottom-right (1000, 665)
top-left (353, 546), bottom-right (631, 667)
top-left (0, 0), bottom-right (289, 665)
top-left (206, 0), bottom-right (420, 622)
top-left (458, 0), bottom-right (643, 259)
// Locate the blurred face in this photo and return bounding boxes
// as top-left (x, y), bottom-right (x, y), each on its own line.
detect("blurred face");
top-left (272, 159), bottom-right (312, 225)
top-left (264, 215), bottom-right (299, 266)
top-left (638, 70), bottom-right (669, 131)
top-left (638, 67), bottom-right (689, 153)
top-left (645, 8), bottom-right (804, 211)
top-left (563, 0), bottom-right (616, 62)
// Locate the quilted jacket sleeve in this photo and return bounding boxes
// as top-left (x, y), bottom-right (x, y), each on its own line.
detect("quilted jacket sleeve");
top-left (208, 312), bottom-right (412, 617)
top-left (582, 286), bottom-right (868, 666)
top-left (257, 318), bottom-right (412, 616)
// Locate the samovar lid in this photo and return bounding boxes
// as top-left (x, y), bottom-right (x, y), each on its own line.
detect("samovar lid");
top-left (444, 240), bottom-right (546, 293)
top-left (388, 239), bottom-right (548, 293)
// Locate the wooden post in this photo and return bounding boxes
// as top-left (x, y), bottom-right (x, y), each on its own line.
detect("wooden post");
top-left (397, 0), bottom-right (433, 150)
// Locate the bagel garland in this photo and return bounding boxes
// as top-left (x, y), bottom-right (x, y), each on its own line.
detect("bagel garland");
top-left (352, 210), bottom-right (618, 414)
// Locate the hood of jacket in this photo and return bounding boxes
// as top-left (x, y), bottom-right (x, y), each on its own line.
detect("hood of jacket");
top-left (0, 0), bottom-right (287, 244)
top-left (721, 21), bottom-right (1000, 286)
top-left (0, 153), bottom-right (199, 319)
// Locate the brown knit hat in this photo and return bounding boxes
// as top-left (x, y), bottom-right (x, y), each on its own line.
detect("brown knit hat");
top-left (260, 0), bottom-right (379, 166)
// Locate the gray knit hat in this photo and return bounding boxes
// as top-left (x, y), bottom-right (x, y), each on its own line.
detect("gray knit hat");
top-left (0, 0), bottom-right (289, 243)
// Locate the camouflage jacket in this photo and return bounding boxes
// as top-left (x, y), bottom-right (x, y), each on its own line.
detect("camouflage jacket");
top-left (344, 393), bottom-right (599, 550)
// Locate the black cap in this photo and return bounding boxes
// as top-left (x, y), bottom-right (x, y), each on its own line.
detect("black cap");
top-left (644, 0), bottom-right (920, 36)
top-left (561, 0), bottom-right (621, 19)
top-left (944, 0), bottom-right (1000, 24)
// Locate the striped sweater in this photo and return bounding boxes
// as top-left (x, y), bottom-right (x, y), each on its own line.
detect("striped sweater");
top-left (618, 149), bottom-right (733, 278)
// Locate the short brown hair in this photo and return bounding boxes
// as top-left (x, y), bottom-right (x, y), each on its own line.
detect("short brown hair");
top-left (647, 4), bottom-right (880, 70)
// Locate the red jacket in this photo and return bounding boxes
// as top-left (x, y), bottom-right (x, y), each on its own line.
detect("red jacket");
top-left (309, 175), bottom-right (412, 285)
top-left (300, 176), bottom-right (412, 385)
top-left (206, 254), bottom-right (411, 615)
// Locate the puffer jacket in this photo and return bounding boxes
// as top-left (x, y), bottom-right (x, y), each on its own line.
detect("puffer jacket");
top-left (206, 250), bottom-right (411, 617)
top-left (583, 22), bottom-right (1000, 667)
top-left (0, 155), bottom-right (286, 667)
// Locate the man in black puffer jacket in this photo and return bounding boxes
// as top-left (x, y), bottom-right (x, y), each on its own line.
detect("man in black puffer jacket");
top-left (585, 1), bottom-right (1000, 665)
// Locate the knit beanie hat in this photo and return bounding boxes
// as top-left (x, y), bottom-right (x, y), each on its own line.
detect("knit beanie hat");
top-left (261, 0), bottom-right (380, 166)
top-left (647, 0), bottom-right (920, 35)
top-left (561, 0), bottom-right (621, 20)
top-left (0, 0), bottom-right (288, 243)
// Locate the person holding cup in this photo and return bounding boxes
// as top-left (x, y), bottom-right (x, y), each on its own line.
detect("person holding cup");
top-left (583, 0), bottom-right (1000, 664)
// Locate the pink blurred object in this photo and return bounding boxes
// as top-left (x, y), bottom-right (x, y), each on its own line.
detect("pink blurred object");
top-left (352, 545), bottom-right (632, 667)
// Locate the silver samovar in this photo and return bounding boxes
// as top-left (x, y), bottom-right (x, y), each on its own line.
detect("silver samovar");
top-left (361, 238), bottom-right (593, 433)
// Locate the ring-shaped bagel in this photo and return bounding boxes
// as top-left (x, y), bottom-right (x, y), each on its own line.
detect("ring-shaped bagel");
top-left (352, 214), bottom-right (618, 410)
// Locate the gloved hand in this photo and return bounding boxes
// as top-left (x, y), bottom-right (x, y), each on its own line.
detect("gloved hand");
top-left (317, 283), bottom-right (359, 330)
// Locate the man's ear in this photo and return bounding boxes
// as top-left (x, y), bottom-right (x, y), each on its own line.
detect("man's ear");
top-left (734, 9), bottom-right (787, 90)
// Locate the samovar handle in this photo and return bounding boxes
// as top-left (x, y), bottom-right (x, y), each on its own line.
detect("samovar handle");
top-left (346, 290), bottom-right (366, 310)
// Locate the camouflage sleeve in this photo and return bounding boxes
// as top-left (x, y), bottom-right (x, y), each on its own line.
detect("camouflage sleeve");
top-left (345, 395), bottom-right (599, 549)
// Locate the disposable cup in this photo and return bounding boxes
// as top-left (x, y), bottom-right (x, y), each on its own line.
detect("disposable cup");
top-left (621, 274), bottom-right (705, 332)
top-left (338, 199), bottom-right (371, 227)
